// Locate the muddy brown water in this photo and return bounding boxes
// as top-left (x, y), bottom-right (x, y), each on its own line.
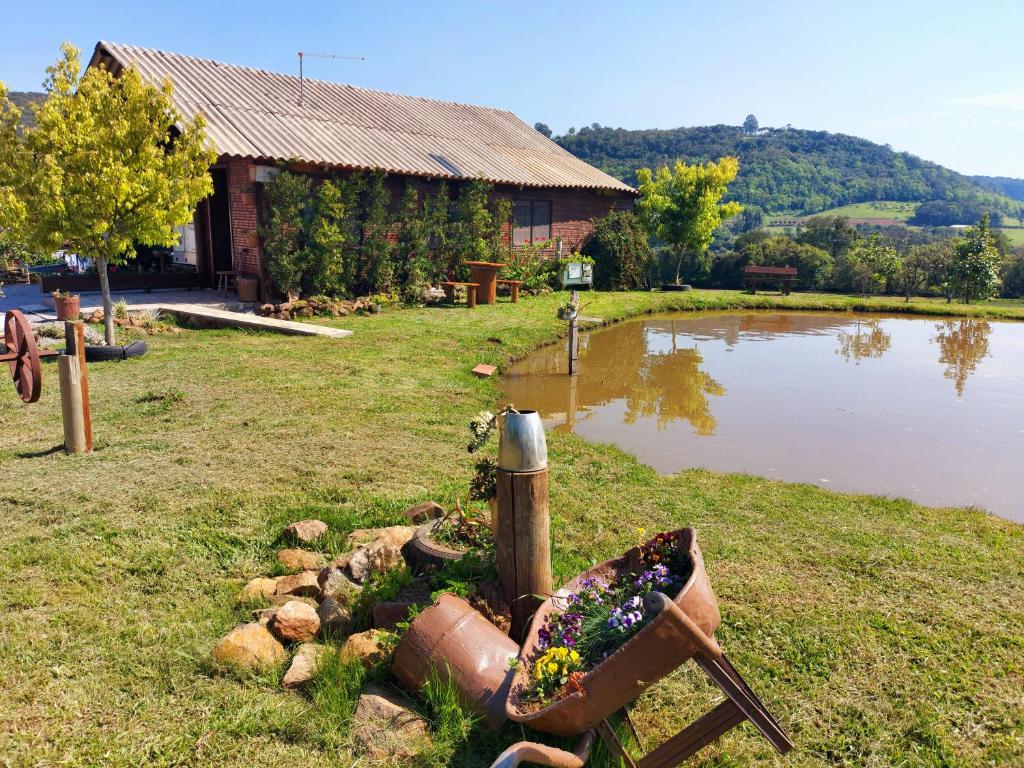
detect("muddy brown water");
top-left (501, 311), bottom-right (1024, 522)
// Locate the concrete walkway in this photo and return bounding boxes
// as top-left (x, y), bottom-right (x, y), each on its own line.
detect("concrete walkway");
top-left (0, 284), bottom-right (352, 338)
top-left (159, 304), bottom-right (352, 337)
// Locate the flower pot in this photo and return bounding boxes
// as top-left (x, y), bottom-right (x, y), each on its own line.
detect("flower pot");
top-left (391, 593), bottom-right (519, 727)
top-left (53, 294), bottom-right (80, 321)
top-left (505, 527), bottom-right (721, 737)
top-left (235, 276), bottom-right (258, 302)
top-left (497, 410), bottom-right (547, 472)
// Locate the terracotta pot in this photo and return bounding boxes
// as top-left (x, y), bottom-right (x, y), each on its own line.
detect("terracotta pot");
top-left (505, 527), bottom-right (721, 737)
top-left (391, 593), bottom-right (518, 727)
top-left (53, 294), bottom-right (80, 321)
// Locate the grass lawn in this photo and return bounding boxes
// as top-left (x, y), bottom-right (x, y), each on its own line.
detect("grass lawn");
top-left (1, 289), bottom-right (1022, 767)
top-left (999, 227), bottom-right (1024, 246)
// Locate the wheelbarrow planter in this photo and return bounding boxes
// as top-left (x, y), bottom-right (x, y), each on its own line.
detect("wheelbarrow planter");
top-left (505, 528), bottom-right (720, 736)
top-left (392, 528), bottom-right (794, 767)
top-left (502, 528), bottom-right (794, 766)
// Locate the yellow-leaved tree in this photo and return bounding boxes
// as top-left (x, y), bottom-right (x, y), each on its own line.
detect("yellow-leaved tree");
top-left (1, 44), bottom-right (216, 343)
top-left (636, 157), bottom-right (742, 286)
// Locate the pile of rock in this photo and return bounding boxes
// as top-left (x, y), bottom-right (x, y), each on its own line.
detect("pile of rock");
top-left (217, 516), bottom-right (416, 684)
top-left (256, 296), bottom-right (374, 321)
top-left (212, 503), bottom-right (509, 759)
top-left (79, 309), bottom-right (182, 335)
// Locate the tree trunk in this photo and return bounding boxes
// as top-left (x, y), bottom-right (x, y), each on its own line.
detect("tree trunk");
top-left (96, 254), bottom-right (115, 345)
top-left (674, 247), bottom-right (684, 286)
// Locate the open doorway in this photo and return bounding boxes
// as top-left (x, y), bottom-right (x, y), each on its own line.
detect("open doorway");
top-left (202, 167), bottom-right (233, 288)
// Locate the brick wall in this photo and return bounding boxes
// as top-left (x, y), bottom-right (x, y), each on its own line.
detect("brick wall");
top-left (224, 157), bottom-right (261, 274)
top-left (492, 185), bottom-right (635, 255)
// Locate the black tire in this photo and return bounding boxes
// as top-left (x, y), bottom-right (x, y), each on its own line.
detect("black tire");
top-left (402, 524), bottom-right (467, 574)
top-left (84, 340), bottom-right (148, 362)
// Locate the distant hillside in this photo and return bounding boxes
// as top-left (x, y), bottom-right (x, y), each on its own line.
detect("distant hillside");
top-left (8, 90), bottom-right (42, 129)
top-left (556, 123), bottom-right (1023, 220)
top-left (972, 175), bottom-right (1024, 202)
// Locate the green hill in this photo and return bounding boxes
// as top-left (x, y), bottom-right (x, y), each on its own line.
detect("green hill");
top-left (556, 123), bottom-right (1024, 220)
top-left (972, 175), bottom-right (1024, 202)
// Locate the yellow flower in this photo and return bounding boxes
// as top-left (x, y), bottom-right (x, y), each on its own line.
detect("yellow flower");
top-left (547, 662), bottom-right (558, 674)
top-left (569, 650), bottom-right (580, 663)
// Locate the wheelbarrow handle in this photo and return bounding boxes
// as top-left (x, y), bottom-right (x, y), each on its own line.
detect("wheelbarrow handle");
top-left (643, 591), bottom-right (723, 660)
top-left (488, 732), bottom-right (595, 768)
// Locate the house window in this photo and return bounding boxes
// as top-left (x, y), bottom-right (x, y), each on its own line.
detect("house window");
top-left (512, 200), bottom-right (552, 245)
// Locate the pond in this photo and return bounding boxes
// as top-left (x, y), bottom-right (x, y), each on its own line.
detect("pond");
top-left (501, 311), bottom-right (1024, 522)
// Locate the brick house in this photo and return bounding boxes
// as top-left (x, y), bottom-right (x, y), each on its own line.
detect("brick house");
top-left (87, 42), bottom-right (636, 296)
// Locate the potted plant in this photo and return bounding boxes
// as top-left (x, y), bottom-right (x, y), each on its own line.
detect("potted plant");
top-left (403, 500), bottom-right (492, 573)
top-left (556, 292), bottom-right (581, 321)
top-left (51, 289), bottom-right (81, 321)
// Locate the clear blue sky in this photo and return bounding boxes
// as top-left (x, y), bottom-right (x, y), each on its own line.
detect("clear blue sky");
top-left (2, 0), bottom-right (1022, 177)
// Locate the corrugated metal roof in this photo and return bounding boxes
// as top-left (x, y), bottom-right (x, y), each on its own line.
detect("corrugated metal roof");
top-left (89, 42), bottom-right (636, 194)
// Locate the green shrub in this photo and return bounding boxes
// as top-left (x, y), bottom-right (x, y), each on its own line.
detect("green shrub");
top-left (582, 210), bottom-right (652, 290)
top-left (260, 170), bottom-right (311, 298)
top-left (501, 238), bottom-right (558, 291)
top-left (305, 178), bottom-right (349, 296)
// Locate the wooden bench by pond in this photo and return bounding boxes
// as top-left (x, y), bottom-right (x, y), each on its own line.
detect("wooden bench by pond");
top-left (440, 281), bottom-right (479, 308)
top-left (744, 265), bottom-right (797, 295)
top-left (496, 279), bottom-right (523, 303)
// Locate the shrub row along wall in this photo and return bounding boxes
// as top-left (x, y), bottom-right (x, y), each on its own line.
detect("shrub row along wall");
top-left (222, 157), bottom-right (634, 296)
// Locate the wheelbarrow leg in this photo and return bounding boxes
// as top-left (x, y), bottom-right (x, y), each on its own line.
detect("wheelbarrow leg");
top-left (694, 654), bottom-right (794, 755)
top-left (636, 699), bottom-right (746, 768)
top-left (596, 718), bottom-right (638, 768)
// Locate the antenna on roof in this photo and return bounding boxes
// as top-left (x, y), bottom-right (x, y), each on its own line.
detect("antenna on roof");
top-left (298, 51), bottom-right (366, 107)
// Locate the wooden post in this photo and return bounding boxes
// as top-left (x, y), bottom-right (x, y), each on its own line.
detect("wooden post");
top-left (62, 321), bottom-right (93, 453)
top-left (496, 467), bottom-right (552, 640)
top-left (567, 290), bottom-right (580, 376)
top-left (58, 354), bottom-right (87, 453)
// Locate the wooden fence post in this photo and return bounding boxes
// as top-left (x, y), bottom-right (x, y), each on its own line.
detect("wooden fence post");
top-left (60, 321), bottom-right (93, 454)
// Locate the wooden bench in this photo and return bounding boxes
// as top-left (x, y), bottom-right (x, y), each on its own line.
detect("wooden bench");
top-left (744, 265), bottom-right (797, 295)
top-left (439, 281), bottom-right (479, 308)
top-left (496, 279), bottom-right (523, 303)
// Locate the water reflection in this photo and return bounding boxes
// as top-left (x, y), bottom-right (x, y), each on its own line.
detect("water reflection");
top-left (503, 320), bottom-right (725, 435)
top-left (626, 345), bottom-right (725, 435)
top-left (835, 319), bottom-right (892, 363)
top-left (501, 311), bottom-right (1024, 521)
top-left (932, 319), bottom-right (992, 397)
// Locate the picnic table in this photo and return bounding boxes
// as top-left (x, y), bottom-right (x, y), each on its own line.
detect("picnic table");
top-left (464, 261), bottom-right (505, 305)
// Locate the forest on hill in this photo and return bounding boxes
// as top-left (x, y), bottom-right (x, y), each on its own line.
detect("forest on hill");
top-left (972, 175), bottom-right (1024, 202)
top-left (8, 90), bottom-right (41, 128)
top-left (554, 121), bottom-right (1024, 221)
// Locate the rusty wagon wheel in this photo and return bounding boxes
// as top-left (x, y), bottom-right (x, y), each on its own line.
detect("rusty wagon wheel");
top-left (2, 310), bottom-right (43, 403)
